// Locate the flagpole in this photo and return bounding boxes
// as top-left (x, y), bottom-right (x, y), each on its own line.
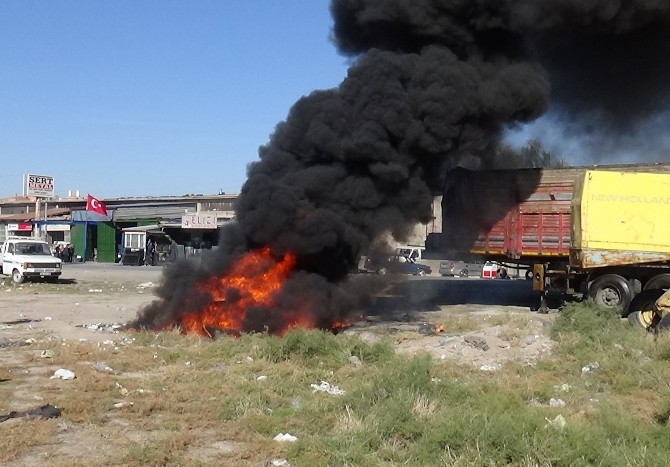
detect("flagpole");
top-left (83, 221), bottom-right (88, 263)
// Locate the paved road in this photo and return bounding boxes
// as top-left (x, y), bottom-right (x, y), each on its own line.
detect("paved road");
top-left (59, 261), bottom-right (164, 283)
top-left (362, 276), bottom-right (544, 319)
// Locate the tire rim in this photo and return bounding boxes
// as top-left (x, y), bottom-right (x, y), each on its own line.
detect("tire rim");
top-left (598, 287), bottom-right (621, 307)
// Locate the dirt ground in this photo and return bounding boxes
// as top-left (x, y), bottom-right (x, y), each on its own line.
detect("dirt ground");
top-left (0, 262), bottom-right (557, 465)
top-left (0, 263), bottom-right (555, 369)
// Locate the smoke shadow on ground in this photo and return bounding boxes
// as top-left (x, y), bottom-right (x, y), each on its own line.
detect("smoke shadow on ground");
top-left (361, 277), bottom-right (564, 321)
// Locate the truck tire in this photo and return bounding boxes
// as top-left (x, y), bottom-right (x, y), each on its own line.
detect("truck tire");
top-left (459, 269), bottom-right (469, 277)
top-left (626, 289), bottom-right (664, 329)
top-left (588, 274), bottom-right (633, 311)
top-left (12, 269), bottom-right (25, 284)
top-left (644, 274), bottom-right (670, 291)
top-left (377, 267), bottom-right (388, 276)
top-left (525, 269), bottom-right (534, 280)
top-left (496, 268), bottom-right (508, 279)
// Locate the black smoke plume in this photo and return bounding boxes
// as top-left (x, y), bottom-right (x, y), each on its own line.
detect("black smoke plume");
top-left (133, 0), bottom-right (670, 332)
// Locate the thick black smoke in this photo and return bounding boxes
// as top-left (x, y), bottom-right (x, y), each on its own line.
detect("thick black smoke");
top-left (134, 0), bottom-right (670, 331)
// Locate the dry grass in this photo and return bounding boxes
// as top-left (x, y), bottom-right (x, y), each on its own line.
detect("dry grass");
top-left (2, 304), bottom-right (670, 465)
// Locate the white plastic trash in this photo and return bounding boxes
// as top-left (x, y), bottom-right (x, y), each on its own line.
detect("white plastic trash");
top-left (51, 369), bottom-right (76, 380)
top-left (273, 433), bottom-right (298, 442)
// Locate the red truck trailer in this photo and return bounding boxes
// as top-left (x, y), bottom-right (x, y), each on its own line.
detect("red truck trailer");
top-left (441, 163), bottom-right (670, 313)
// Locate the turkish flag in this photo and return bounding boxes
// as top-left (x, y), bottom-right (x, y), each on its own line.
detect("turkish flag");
top-left (86, 194), bottom-right (108, 216)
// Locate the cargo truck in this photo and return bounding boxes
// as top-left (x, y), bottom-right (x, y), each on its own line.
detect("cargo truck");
top-left (442, 163), bottom-right (670, 315)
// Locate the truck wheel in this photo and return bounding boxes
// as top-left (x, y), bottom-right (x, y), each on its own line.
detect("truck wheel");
top-left (417, 269), bottom-right (427, 277)
top-left (627, 289), bottom-right (664, 329)
top-left (496, 268), bottom-right (508, 279)
top-left (459, 269), bottom-right (469, 277)
top-left (12, 270), bottom-right (25, 284)
top-left (377, 267), bottom-right (388, 276)
top-left (644, 274), bottom-right (670, 291)
top-left (525, 269), bottom-right (533, 280)
top-left (588, 274), bottom-right (632, 311)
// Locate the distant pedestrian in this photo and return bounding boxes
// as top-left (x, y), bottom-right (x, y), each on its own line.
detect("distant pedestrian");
top-left (67, 244), bottom-right (74, 263)
top-left (146, 239), bottom-right (155, 266)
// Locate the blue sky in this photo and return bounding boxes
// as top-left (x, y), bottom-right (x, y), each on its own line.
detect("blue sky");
top-left (4, 2), bottom-right (666, 200)
top-left (1, 1), bottom-right (350, 198)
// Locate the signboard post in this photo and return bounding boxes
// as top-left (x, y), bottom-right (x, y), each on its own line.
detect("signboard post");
top-left (23, 174), bottom-right (55, 240)
top-left (24, 174), bottom-right (55, 198)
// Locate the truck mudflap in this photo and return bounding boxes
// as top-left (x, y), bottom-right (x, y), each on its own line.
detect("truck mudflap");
top-left (532, 264), bottom-right (544, 292)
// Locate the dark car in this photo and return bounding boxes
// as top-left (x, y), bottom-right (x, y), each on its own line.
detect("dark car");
top-left (439, 260), bottom-right (485, 277)
top-left (374, 255), bottom-right (432, 276)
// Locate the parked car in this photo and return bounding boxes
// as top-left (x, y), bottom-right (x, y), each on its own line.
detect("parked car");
top-left (439, 260), bottom-right (485, 277)
top-left (375, 255), bottom-right (432, 276)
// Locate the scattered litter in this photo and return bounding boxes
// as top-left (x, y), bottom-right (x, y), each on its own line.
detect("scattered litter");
top-left (44, 316), bottom-right (53, 321)
top-left (92, 362), bottom-right (115, 374)
top-left (137, 282), bottom-right (156, 289)
top-left (50, 369), bottom-right (76, 380)
top-left (77, 323), bottom-right (126, 333)
top-left (523, 334), bottom-right (540, 346)
top-left (549, 398), bottom-right (566, 408)
top-left (0, 404), bottom-right (61, 423)
top-left (267, 459), bottom-right (291, 467)
top-left (554, 384), bottom-right (572, 392)
top-left (545, 414), bottom-right (567, 429)
top-left (257, 375), bottom-right (268, 381)
top-left (273, 433), bottom-right (298, 442)
top-left (0, 338), bottom-right (31, 348)
top-left (116, 383), bottom-right (129, 396)
top-left (464, 335), bottom-right (490, 351)
top-left (113, 401), bottom-right (134, 409)
top-left (417, 323), bottom-right (437, 335)
top-left (581, 362), bottom-right (600, 376)
top-left (40, 350), bottom-right (54, 358)
top-left (479, 363), bottom-right (501, 372)
top-left (88, 289), bottom-right (103, 293)
top-left (310, 381), bottom-right (345, 395)
top-left (185, 361), bottom-right (192, 366)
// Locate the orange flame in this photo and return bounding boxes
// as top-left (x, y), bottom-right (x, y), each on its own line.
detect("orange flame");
top-left (179, 247), bottom-right (297, 336)
top-left (176, 246), bottom-right (350, 337)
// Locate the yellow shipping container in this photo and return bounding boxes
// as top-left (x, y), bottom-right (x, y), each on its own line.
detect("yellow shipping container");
top-left (571, 170), bottom-right (670, 268)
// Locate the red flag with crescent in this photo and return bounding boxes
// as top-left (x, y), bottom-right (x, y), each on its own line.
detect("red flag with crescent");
top-left (86, 194), bottom-right (108, 216)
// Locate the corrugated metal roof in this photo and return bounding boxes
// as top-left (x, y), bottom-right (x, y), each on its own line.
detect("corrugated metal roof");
top-left (112, 204), bottom-right (197, 221)
top-left (0, 207), bottom-right (70, 222)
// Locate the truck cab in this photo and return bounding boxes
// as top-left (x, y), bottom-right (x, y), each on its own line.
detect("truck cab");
top-left (0, 238), bottom-right (62, 284)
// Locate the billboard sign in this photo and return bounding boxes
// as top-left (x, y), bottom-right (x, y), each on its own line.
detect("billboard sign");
top-left (7, 223), bottom-right (32, 232)
top-left (24, 174), bottom-right (55, 197)
top-left (181, 213), bottom-right (217, 229)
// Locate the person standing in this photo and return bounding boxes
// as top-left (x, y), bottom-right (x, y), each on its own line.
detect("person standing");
top-left (146, 238), bottom-right (155, 266)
